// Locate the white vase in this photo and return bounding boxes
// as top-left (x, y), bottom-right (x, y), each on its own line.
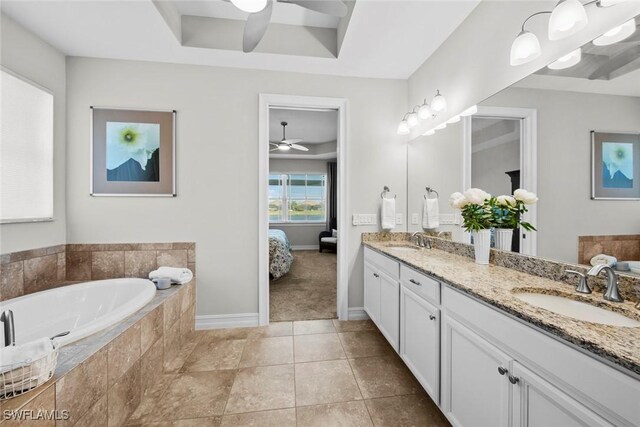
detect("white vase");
top-left (494, 228), bottom-right (514, 251)
top-left (472, 229), bottom-right (491, 265)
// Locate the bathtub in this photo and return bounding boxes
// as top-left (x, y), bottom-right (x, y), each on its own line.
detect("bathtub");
top-left (0, 278), bottom-right (156, 347)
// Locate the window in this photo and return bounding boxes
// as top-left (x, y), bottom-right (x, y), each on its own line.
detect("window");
top-left (269, 173), bottom-right (326, 223)
top-left (0, 69), bottom-right (54, 223)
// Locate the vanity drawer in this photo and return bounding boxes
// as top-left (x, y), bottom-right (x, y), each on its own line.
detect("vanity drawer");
top-left (364, 247), bottom-right (399, 279)
top-left (400, 265), bottom-right (440, 305)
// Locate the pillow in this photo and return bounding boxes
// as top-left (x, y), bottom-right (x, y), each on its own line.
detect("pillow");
top-left (332, 229), bottom-right (338, 238)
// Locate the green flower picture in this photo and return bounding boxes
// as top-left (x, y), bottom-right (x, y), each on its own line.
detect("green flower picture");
top-left (602, 142), bottom-right (633, 188)
top-left (106, 122), bottom-right (160, 182)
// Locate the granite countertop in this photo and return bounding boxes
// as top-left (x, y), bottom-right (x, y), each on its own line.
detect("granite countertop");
top-left (363, 240), bottom-right (640, 377)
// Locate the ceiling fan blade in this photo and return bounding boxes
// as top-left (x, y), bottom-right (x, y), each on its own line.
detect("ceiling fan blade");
top-left (270, 148), bottom-right (279, 152)
top-left (243, 0), bottom-right (273, 53)
top-left (282, 138), bottom-right (303, 144)
top-left (588, 45), bottom-right (640, 80)
top-left (286, 0), bottom-right (348, 17)
top-left (289, 143), bottom-right (309, 152)
top-left (269, 142), bottom-right (278, 146)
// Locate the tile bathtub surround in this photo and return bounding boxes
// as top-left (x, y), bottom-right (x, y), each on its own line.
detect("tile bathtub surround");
top-left (0, 279), bottom-right (196, 426)
top-left (578, 234), bottom-right (640, 265)
top-left (0, 242), bottom-right (196, 301)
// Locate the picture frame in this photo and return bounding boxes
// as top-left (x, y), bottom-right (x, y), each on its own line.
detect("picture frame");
top-left (90, 107), bottom-right (176, 196)
top-left (591, 131), bottom-right (640, 200)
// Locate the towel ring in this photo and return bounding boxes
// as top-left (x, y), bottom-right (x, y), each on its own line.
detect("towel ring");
top-left (381, 186), bottom-right (396, 199)
top-left (424, 187), bottom-right (439, 200)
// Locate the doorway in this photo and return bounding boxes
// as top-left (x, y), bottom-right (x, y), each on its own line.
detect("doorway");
top-left (258, 94), bottom-right (348, 325)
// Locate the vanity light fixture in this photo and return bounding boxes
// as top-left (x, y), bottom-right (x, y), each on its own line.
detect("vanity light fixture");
top-left (548, 0), bottom-right (588, 40)
top-left (446, 115), bottom-right (461, 124)
top-left (435, 123), bottom-right (447, 130)
top-left (422, 129), bottom-right (436, 136)
top-left (231, 0), bottom-right (267, 13)
top-left (397, 116), bottom-right (410, 135)
top-left (548, 47), bottom-right (582, 69)
top-left (460, 105), bottom-right (478, 117)
top-left (431, 90), bottom-right (447, 113)
top-left (418, 100), bottom-right (432, 120)
top-left (407, 111), bottom-right (419, 128)
top-left (593, 18), bottom-right (636, 45)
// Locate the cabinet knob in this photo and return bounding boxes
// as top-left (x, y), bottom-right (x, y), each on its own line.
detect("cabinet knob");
top-left (429, 315), bottom-right (436, 320)
top-left (508, 375), bottom-right (520, 384)
top-left (373, 273), bottom-right (379, 278)
top-left (497, 366), bottom-right (508, 376)
top-left (409, 279), bottom-right (422, 286)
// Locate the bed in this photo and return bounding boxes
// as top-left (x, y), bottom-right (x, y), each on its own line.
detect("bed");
top-left (269, 229), bottom-right (293, 279)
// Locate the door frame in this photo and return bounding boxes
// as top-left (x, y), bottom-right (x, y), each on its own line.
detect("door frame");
top-left (462, 106), bottom-right (537, 256)
top-left (258, 94), bottom-right (349, 325)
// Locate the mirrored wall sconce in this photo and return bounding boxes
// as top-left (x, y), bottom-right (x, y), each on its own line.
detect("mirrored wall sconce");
top-left (396, 90), bottom-right (446, 135)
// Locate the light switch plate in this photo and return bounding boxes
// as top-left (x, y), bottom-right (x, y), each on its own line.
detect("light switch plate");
top-left (352, 214), bottom-right (359, 226)
top-left (395, 214), bottom-right (403, 225)
top-left (411, 213), bottom-right (419, 225)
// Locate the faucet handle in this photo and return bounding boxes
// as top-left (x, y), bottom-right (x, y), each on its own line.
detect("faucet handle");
top-left (565, 270), bottom-right (592, 294)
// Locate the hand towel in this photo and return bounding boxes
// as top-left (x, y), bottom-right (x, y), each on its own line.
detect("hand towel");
top-left (590, 254), bottom-right (617, 267)
top-left (149, 267), bottom-right (194, 285)
top-left (422, 198), bottom-right (440, 230)
top-left (0, 338), bottom-right (54, 372)
top-left (381, 197), bottom-right (396, 231)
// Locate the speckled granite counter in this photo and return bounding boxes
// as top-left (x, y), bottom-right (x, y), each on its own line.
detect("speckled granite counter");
top-left (363, 239), bottom-right (640, 377)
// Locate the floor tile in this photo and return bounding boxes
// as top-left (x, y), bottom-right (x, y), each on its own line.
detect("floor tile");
top-left (294, 333), bottom-right (346, 363)
top-left (365, 394), bottom-right (451, 427)
top-left (196, 327), bottom-right (252, 343)
top-left (238, 336), bottom-right (293, 367)
top-left (182, 339), bottom-right (246, 372)
top-left (220, 408), bottom-right (296, 427)
top-left (296, 401), bottom-right (374, 427)
top-left (295, 360), bottom-right (362, 406)
top-left (293, 319), bottom-right (336, 335)
top-left (332, 319), bottom-right (377, 333)
top-left (247, 322), bottom-right (293, 339)
top-left (338, 331), bottom-right (395, 359)
top-left (225, 365), bottom-right (295, 414)
top-left (350, 356), bottom-right (422, 399)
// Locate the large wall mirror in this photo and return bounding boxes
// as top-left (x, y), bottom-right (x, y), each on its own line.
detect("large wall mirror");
top-left (408, 15), bottom-right (640, 272)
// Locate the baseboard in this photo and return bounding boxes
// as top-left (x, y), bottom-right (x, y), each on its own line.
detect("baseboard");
top-left (348, 307), bottom-right (370, 320)
top-left (195, 313), bottom-right (260, 330)
top-left (291, 245), bottom-right (320, 251)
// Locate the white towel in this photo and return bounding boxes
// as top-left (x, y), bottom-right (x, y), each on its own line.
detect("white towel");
top-left (422, 198), bottom-right (439, 230)
top-left (590, 254), bottom-right (617, 267)
top-left (381, 198), bottom-right (396, 231)
top-left (149, 266), bottom-right (194, 285)
top-left (0, 338), bottom-right (53, 371)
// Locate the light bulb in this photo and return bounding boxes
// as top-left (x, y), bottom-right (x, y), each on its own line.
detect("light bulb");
top-left (548, 48), bottom-right (581, 70)
top-left (397, 120), bottom-right (410, 135)
top-left (510, 31), bottom-right (541, 66)
top-left (460, 105), bottom-right (478, 117)
top-left (446, 115), bottom-right (461, 124)
top-left (278, 143), bottom-right (291, 151)
top-left (418, 104), bottom-right (432, 120)
top-left (431, 91), bottom-right (447, 113)
top-left (435, 123), bottom-right (447, 130)
top-left (548, 0), bottom-right (588, 41)
top-left (407, 112), bottom-right (419, 128)
top-left (597, 0), bottom-right (627, 6)
top-left (422, 129), bottom-right (436, 136)
top-left (593, 18), bottom-right (636, 46)
top-left (231, 0), bottom-right (268, 13)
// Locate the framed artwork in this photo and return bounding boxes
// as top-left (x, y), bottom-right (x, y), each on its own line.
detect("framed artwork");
top-left (90, 107), bottom-right (176, 196)
top-left (591, 131), bottom-right (640, 200)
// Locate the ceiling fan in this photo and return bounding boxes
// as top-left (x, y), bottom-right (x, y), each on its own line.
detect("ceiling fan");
top-left (270, 121), bottom-right (309, 152)
top-left (228, 0), bottom-right (349, 53)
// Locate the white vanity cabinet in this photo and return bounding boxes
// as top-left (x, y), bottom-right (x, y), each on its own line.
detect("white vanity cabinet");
top-left (363, 248), bottom-right (400, 350)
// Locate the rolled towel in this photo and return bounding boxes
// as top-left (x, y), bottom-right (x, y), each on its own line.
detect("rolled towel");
top-left (1, 338), bottom-right (53, 371)
top-left (381, 197), bottom-right (396, 231)
top-left (422, 197), bottom-right (439, 230)
top-left (149, 266), bottom-right (193, 285)
top-left (590, 254), bottom-right (617, 267)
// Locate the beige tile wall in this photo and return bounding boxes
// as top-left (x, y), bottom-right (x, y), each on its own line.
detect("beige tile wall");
top-left (0, 245), bottom-right (66, 301)
top-left (578, 235), bottom-right (640, 265)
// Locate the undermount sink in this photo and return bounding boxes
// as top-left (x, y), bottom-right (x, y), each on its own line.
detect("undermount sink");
top-left (514, 293), bottom-right (640, 328)
top-left (386, 245), bottom-right (420, 253)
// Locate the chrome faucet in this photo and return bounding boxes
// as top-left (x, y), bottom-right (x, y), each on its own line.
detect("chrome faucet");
top-left (587, 264), bottom-right (624, 303)
top-left (565, 270), bottom-right (591, 294)
top-left (410, 232), bottom-right (432, 249)
top-left (1, 310), bottom-right (16, 347)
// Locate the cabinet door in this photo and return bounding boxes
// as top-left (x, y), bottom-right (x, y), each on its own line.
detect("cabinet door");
top-left (400, 285), bottom-right (440, 404)
top-left (510, 362), bottom-right (612, 427)
top-left (441, 314), bottom-right (511, 427)
top-left (378, 270), bottom-right (400, 351)
top-left (364, 262), bottom-right (380, 324)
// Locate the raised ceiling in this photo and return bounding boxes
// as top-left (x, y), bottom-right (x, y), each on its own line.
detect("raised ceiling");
top-left (269, 108), bottom-right (337, 159)
top-left (0, 0), bottom-right (480, 79)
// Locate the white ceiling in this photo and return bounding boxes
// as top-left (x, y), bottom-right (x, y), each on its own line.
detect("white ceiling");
top-left (269, 108), bottom-right (337, 143)
top-left (0, 0), bottom-right (480, 79)
top-left (514, 68), bottom-right (640, 97)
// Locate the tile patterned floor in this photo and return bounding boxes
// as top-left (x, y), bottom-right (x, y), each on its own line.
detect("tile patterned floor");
top-left (126, 319), bottom-right (451, 427)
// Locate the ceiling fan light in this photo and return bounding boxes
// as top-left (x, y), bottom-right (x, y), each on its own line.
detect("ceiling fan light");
top-left (397, 120), bottom-right (410, 135)
top-left (548, 48), bottom-right (582, 70)
top-left (510, 31), bottom-right (541, 66)
top-left (422, 129), bottom-right (436, 136)
top-left (418, 104), bottom-right (432, 120)
top-left (278, 143), bottom-right (291, 151)
top-left (407, 112), bottom-right (419, 128)
top-left (460, 105), bottom-right (478, 117)
top-left (431, 91), bottom-right (447, 113)
top-left (593, 18), bottom-right (636, 46)
top-left (231, 0), bottom-right (267, 13)
top-left (435, 123), bottom-right (447, 130)
top-left (597, 0), bottom-right (627, 6)
top-left (548, 0), bottom-right (588, 41)
top-left (446, 115), bottom-right (461, 124)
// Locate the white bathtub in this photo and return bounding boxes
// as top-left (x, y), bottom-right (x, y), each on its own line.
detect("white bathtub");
top-left (0, 278), bottom-right (156, 347)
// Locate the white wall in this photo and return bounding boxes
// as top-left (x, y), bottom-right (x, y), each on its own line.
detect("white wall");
top-left (472, 140), bottom-right (520, 197)
top-left (0, 14), bottom-right (66, 253)
top-left (66, 57), bottom-right (407, 316)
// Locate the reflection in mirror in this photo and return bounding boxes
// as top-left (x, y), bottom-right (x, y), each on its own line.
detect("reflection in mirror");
top-left (407, 14), bottom-right (640, 274)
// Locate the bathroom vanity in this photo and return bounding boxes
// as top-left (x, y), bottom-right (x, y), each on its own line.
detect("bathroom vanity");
top-left (363, 240), bottom-right (640, 427)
